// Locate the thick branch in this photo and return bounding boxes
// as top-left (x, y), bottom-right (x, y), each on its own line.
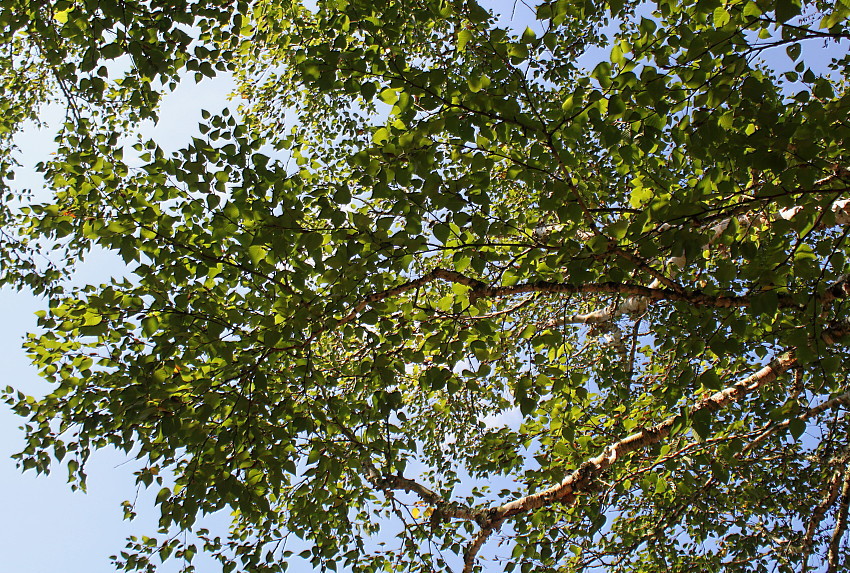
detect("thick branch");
top-left (463, 525), bottom-right (495, 572)
top-left (297, 221), bottom-right (850, 349)
top-left (459, 353), bottom-right (798, 572)
top-left (548, 197), bottom-right (850, 329)
top-left (375, 473), bottom-right (486, 523)
top-left (461, 319), bottom-right (850, 571)
top-left (466, 278), bottom-right (764, 307)
top-left (292, 268), bottom-right (807, 351)
top-left (338, 269), bottom-right (795, 329)
top-left (501, 354), bottom-right (797, 514)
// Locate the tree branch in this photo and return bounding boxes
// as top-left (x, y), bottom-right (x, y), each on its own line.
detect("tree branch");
top-left (464, 278), bottom-right (768, 307)
top-left (293, 268), bottom-right (807, 351)
top-left (327, 412), bottom-right (485, 524)
top-left (460, 318), bottom-right (850, 571)
top-left (294, 199), bottom-right (850, 349)
top-left (374, 473), bottom-right (487, 523)
top-left (544, 197), bottom-right (850, 329)
top-left (742, 391), bottom-right (850, 455)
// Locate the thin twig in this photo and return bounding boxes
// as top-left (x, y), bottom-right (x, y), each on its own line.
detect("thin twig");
top-left (802, 466), bottom-right (845, 573)
top-left (827, 467), bottom-right (850, 572)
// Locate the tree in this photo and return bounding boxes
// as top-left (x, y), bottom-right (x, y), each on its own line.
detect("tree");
top-left (2, 0), bottom-right (850, 571)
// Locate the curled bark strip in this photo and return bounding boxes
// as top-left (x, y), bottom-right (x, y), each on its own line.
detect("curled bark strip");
top-left (824, 274), bottom-right (850, 305)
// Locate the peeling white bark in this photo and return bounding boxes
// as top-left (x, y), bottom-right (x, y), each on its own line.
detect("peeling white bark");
top-left (461, 318), bottom-right (850, 572)
top-left (550, 196), bottom-right (850, 333)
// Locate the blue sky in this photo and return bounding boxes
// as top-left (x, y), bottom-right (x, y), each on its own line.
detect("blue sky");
top-left (0, 73), bottom-right (239, 573)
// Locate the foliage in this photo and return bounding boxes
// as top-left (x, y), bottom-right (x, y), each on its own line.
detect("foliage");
top-left (3, 0), bottom-right (850, 571)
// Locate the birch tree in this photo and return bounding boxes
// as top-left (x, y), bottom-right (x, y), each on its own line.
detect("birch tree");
top-left (3, 0), bottom-right (850, 571)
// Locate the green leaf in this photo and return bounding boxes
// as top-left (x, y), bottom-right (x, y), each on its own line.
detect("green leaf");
top-left (786, 43), bottom-right (801, 61)
top-left (691, 408), bottom-right (712, 440)
top-left (788, 418), bottom-right (806, 440)
top-left (467, 75), bottom-right (491, 93)
top-left (458, 29), bottom-right (473, 52)
top-left (248, 245), bottom-right (268, 265)
top-left (53, 9), bottom-right (71, 23)
top-left (142, 316), bottom-right (159, 337)
top-left (713, 7), bottom-right (731, 26)
top-left (521, 26), bottom-right (537, 44)
top-left (373, 127), bottom-right (390, 145)
top-left (155, 487), bottom-right (171, 504)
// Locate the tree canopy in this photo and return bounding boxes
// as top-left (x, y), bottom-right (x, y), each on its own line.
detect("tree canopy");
top-left (2, 0), bottom-right (850, 571)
